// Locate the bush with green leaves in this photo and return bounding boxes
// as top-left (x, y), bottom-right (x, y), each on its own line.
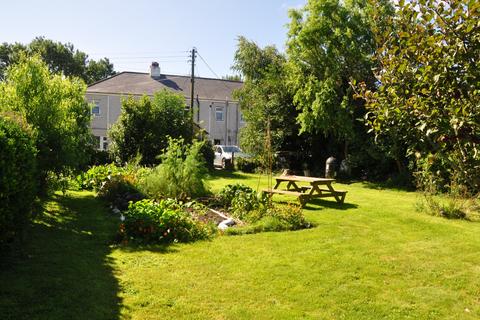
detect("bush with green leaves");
top-left (0, 55), bottom-right (92, 193)
top-left (235, 157), bottom-right (261, 173)
top-left (118, 199), bottom-right (215, 244)
top-left (108, 90), bottom-right (193, 165)
top-left (77, 163), bottom-right (126, 191)
top-left (140, 138), bottom-right (209, 201)
top-left (0, 115), bottom-right (38, 244)
top-left (199, 139), bottom-right (215, 171)
top-left (217, 184), bottom-right (269, 221)
top-left (97, 173), bottom-right (143, 204)
top-left (226, 204), bottom-right (311, 235)
top-left (360, 0), bottom-right (480, 194)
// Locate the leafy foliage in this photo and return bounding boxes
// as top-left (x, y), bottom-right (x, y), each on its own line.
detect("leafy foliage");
top-left (360, 0), bottom-right (480, 193)
top-left (140, 138), bottom-right (209, 201)
top-left (97, 173), bottom-right (143, 205)
top-left (0, 37), bottom-right (115, 83)
top-left (0, 55), bottom-right (92, 192)
top-left (233, 37), bottom-right (300, 157)
top-left (118, 199), bottom-right (215, 244)
top-left (0, 115), bottom-right (37, 243)
top-left (108, 90), bottom-right (193, 165)
top-left (235, 157), bottom-right (261, 173)
top-left (198, 139), bottom-right (215, 171)
top-left (286, 0), bottom-right (392, 139)
top-left (77, 164), bottom-right (126, 191)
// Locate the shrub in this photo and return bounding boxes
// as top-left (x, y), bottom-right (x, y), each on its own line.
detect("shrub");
top-left (218, 183), bottom-right (278, 222)
top-left (0, 56), bottom-right (91, 194)
top-left (0, 115), bottom-right (38, 244)
top-left (235, 157), bottom-right (260, 173)
top-left (226, 204), bottom-right (310, 235)
top-left (217, 184), bottom-right (256, 207)
top-left (140, 138), bottom-right (209, 201)
top-left (118, 199), bottom-right (215, 244)
top-left (77, 163), bottom-right (125, 191)
top-left (98, 173), bottom-right (144, 207)
top-left (108, 90), bottom-right (193, 165)
top-left (416, 193), bottom-right (480, 220)
top-left (199, 139), bottom-right (215, 171)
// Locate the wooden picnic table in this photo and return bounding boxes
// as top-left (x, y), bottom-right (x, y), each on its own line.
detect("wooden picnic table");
top-left (262, 175), bottom-right (347, 207)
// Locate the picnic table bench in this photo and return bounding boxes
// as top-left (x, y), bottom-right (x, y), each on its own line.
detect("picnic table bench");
top-left (262, 175), bottom-right (347, 207)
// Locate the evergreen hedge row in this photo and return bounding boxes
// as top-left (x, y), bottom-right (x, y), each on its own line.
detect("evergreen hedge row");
top-left (0, 115), bottom-right (38, 244)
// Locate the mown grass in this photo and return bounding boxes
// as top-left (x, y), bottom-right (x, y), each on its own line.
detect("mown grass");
top-left (2, 171), bottom-right (480, 319)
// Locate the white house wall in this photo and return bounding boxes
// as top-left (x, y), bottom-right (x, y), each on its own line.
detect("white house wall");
top-left (86, 93), bottom-right (245, 148)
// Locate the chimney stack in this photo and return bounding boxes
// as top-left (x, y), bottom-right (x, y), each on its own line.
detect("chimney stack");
top-left (150, 62), bottom-right (161, 78)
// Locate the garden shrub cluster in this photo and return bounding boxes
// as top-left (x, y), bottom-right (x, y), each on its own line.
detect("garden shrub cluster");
top-left (235, 157), bottom-right (261, 173)
top-left (118, 199), bottom-right (215, 244)
top-left (140, 138), bottom-right (210, 201)
top-left (199, 139), bottom-right (215, 171)
top-left (0, 115), bottom-right (38, 244)
top-left (77, 163), bottom-right (126, 191)
top-left (217, 184), bottom-right (311, 234)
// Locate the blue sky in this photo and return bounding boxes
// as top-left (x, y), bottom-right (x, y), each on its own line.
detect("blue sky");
top-left (1, 0), bottom-right (306, 78)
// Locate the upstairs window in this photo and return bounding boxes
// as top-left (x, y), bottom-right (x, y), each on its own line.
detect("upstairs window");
top-left (91, 102), bottom-right (101, 116)
top-left (215, 107), bottom-right (224, 121)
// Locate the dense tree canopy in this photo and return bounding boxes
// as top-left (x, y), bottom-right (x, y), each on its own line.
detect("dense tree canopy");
top-left (286, 0), bottom-right (392, 140)
top-left (0, 37), bottom-right (115, 83)
top-left (361, 0), bottom-right (480, 193)
top-left (0, 55), bottom-right (92, 189)
top-left (232, 37), bottom-right (300, 157)
top-left (109, 90), bottom-right (193, 165)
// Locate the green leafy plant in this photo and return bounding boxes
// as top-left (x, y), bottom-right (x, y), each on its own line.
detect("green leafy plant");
top-left (226, 204), bottom-right (310, 235)
top-left (360, 0), bottom-right (480, 194)
top-left (108, 90), bottom-right (193, 166)
top-left (0, 114), bottom-right (38, 244)
top-left (97, 173), bottom-right (142, 204)
top-left (0, 55), bottom-right (92, 193)
top-left (77, 163), bottom-right (126, 191)
top-left (140, 138), bottom-right (209, 201)
top-left (118, 199), bottom-right (215, 244)
top-left (235, 157), bottom-right (261, 173)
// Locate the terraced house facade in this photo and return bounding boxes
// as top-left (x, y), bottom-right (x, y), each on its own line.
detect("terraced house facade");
top-left (86, 62), bottom-right (245, 150)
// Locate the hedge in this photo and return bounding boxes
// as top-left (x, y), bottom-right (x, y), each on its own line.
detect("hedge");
top-left (0, 115), bottom-right (38, 244)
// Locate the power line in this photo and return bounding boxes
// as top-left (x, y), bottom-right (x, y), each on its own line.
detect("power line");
top-left (196, 51), bottom-right (222, 79)
top-left (97, 55), bottom-right (189, 60)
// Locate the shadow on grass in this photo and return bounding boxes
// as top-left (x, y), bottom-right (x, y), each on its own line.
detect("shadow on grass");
top-left (303, 199), bottom-right (359, 211)
top-left (0, 193), bottom-right (122, 320)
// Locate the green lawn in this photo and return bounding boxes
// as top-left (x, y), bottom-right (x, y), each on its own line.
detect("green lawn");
top-left (1, 171), bottom-right (480, 319)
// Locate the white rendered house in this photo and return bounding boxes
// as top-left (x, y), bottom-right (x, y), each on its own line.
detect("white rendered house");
top-left (86, 62), bottom-right (245, 150)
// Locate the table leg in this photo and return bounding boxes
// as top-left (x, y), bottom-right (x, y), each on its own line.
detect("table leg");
top-left (326, 183), bottom-right (342, 203)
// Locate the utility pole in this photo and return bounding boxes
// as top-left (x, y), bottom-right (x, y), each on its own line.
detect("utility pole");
top-left (190, 47), bottom-right (196, 118)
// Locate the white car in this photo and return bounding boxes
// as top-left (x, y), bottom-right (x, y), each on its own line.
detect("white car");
top-left (213, 145), bottom-right (250, 168)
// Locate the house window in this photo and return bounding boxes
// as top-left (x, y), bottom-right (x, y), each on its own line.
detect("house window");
top-left (92, 101), bottom-right (101, 116)
top-left (215, 107), bottom-right (224, 121)
top-left (102, 137), bottom-right (108, 151)
top-left (94, 135), bottom-right (101, 149)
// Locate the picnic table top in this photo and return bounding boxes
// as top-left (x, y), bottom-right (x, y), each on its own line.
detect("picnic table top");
top-left (274, 175), bottom-right (335, 183)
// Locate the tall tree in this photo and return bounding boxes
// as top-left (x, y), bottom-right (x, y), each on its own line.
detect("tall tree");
top-left (361, 0), bottom-right (480, 193)
top-left (0, 37), bottom-right (115, 83)
top-left (233, 36), bottom-right (301, 158)
top-left (286, 0), bottom-right (393, 156)
top-left (109, 90), bottom-right (193, 165)
top-left (0, 55), bottom-right (92, 191)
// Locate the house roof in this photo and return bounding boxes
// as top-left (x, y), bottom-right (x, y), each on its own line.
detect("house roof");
top-left (87, 71), bottom-right (243, 102)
